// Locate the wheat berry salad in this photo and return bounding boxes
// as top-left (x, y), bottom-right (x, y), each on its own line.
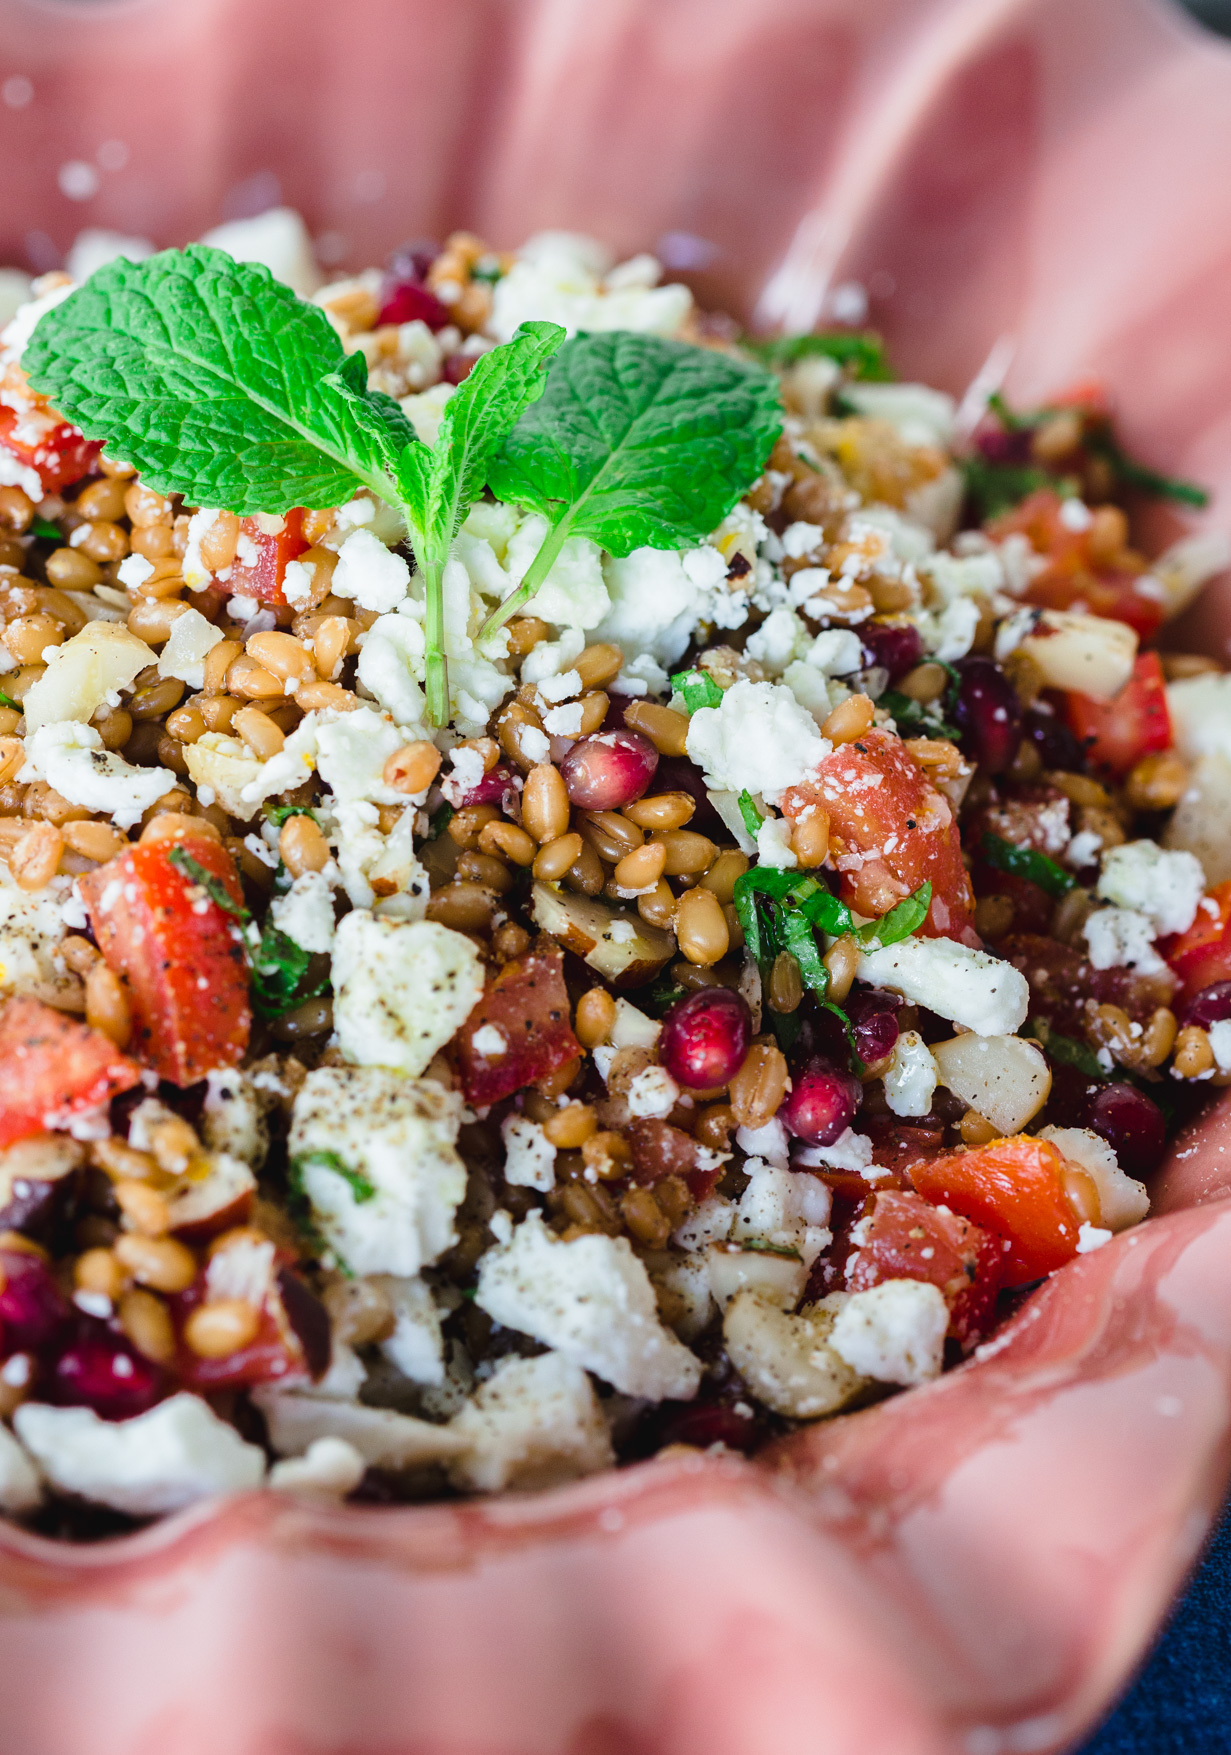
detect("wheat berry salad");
top-left (0, 221), bottom-right (1222, 1533)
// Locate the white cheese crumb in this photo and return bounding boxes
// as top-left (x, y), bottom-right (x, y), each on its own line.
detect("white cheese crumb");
top-left (269, 1436), bottom-right (366, 1497)
top-left (1082, 907), bottom-right (1166, 976)
top-left (828, 1279), bottom-right (948, 1386)
top-left (1076, 1223), bottom-right (1113, 1253)
top-left (1209, 1019), bottom-right (1231, 1074)
top-left (331, 527), bottom-right (411, 614)
top-left (501, 1115), bottom-right (556, 1191)
top-left (447, 1352), bottom-right (614, 1493)
top-left (270, 868), bottom-right (337, 954)
top-left (625, 1065), bottom-right (680, 1119)
top-left (471, 1023), bottom-right (507, 1058)
top-left (21, 721), bottom-right (175, 829)
top-left (856, 936), bottom-right (1029, 1036)
top-left (331, 912), bottom-right (485, 1075)
top-left (883, 1030), bottom-right (938, 1118)
top-left (1096, 840), bottom-right (1206, 936)
top-left (686, 678), bottom-right (830, 806)
top-left (755, 816), bottom-right (797, 869)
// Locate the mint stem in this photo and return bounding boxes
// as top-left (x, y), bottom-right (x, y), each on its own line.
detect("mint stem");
top-left (479, 516), bottom-right (571, 644)
top-left (420, 555), bottom-right (449, 727)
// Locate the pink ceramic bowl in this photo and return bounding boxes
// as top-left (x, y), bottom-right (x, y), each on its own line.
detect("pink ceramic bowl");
top-left (3, 0), bottom-right (1231, 1749)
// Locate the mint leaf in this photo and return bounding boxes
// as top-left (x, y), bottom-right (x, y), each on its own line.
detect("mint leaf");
top-left (290, 1150), bottom-right (377, 1205)
top-left (491, 330), bottom-right (782, 553)
top-left (24, 244), bottom-right (423, 515)
top-left (0, 690), bottom-right (18, 712)
top-left (30, 516), bottom-right (61, 541)
top-left (263, 802), bottom-right (317, 828)
top-left (251, 922), bottom-right (328, 1019)
top-left (980, 833), bottom-right (1075, 900)
top-left (778, 907), bottom-right (828, 995)
top-left (671, 667), bottom-right (723, 712)
top-left (167, 845), bottom-right (248, 920)
top-left (856, 882), bottom-right (932, 948)
top-left (737, 790), bottom-right (764, 836)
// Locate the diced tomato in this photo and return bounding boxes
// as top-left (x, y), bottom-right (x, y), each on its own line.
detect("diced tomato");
top-left (858, 1115), bottom-right (947, 1182)
top-left (1159, 880), bottom-right (1231, 1004)
top-left (456, 943), bottom-right (581, 1106)
top-left (0, 995), bottom-right (140, 1148)
top-left (909, 1135), bottom-right (1084, 1285)
top-left (226, 508), bottom-right (310, 607)
top-left (0, 367), bottom-right (101, 494)
top-left (781, 728), bottom-right (975, 940)
top-left (989, 489), bottom-right (1164, 641)
top-left (81, 833), bottom-right (251, 1086)
top-left (1002, 931), bottom-right (1174, 1038)
top-left (845, 1188), bottom-right (1005, 1350)
top-left (1065, 652), bottom-right (1172, 780)
top-left (174, 1261), bottom-right (330, 1392)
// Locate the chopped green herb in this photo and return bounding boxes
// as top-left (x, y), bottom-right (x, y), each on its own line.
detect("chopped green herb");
top-left (250, 922), bottom-right (328, 1019)
top-left (647, 976), bottom-right (687, 1012)
top-left (1023, 1018), bottom-right (1105, 1081)
top-left (30, 516), bottom-right (62, 541)
top-left (880, 690), bottom-right (960, 742)
top-left (470, 256), bottom-right (505, 286)
top-left (0, 690), bottom-right (19, 713)
top-left (737, 1238), bottom-right (803, 1259)
top-left (778, 907), bottom-right (829, 995)
top-left (290, 1150), bottom-right (377, 1205)
top-left (167, 846), bottom-right (248, 920)
top-left (981, 833), bottom-right (1075, 900)
top-left (1084, 430), bottom-right (1209, 509)
top-left (741, 330), bottom-right (893, 381)
top-left (961, 455), bottom-right (1064, 522)
top-left (426, 801), bottom-right (454, 841)
top-left (263, 802), bottom-right (317, 828)
top-left (737, 790), bottom-right (764, 836)
top-left (670, 667), bottom-right (723, 713)
top-left (855, 881), bottom-right (932, 949)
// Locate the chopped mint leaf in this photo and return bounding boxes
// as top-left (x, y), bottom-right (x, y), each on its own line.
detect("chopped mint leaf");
top-left (30, 516), bottom-right (61, 541)
top-left (981, 833), bottom-right (1075, 900)
top-left (880, 690), bottom-right (960, 742)
top-left (263, 802), bottom-right (317, 828)
top-left (647, 976), bottom-right (687, 1013)
top-left (737, 1238), bottom-right (803, 1260)
top-left (1085, 430), bottom-right (1209, 509)
top-left (250, 922), bottom-right (321, 1018)
top-left (0, 690), bottom-right (19, 712)
top-left (778, 908), bottom-right (828, 996)
top-left (470, 256), bottom-right (505, 286)
top-left (1023, 1018), bottom-right (1105, 1081)
top-left (426, 801), bottom-right (454, 841)
top-left (737, 790), bottom-right (764, 836)
top-left (483, 331), bottom-right (782, 637)
top-left (290, 1150), bottom-right (377, 1205)
top-left (670, 667), bottom-right (723, 713)
top-left (168, 845), bottom-right (248, 920)
top-left (962, 455), bottom-right (1061, 522)
top-left (742, 331), bottom-right (893, 381)
top-left (856, 882), bottom-right (932, 948)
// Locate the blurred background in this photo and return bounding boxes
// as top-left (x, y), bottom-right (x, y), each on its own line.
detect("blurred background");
top-left (1184, 0), bottom-right (1231, 26)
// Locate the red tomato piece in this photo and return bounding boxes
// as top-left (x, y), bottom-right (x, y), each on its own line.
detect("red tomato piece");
top-left (909, 1135), bottom-right (1084, 1285)
top-left (1160, 880), bottom-right (1231, 1004)
top-left (781, 728), bottom-right (975, 939)
top-left (1066, 652), bottom-right (1172, 780)
top-left (0, 368), bottom-right (101, 494)
top-left (81, 834), bottom-right (251, 1086)
top-left (174, 1263), bottom-right (330, 1392)
top-left (845, 1188), bottom-right (1005, 1350)
top-left (456, 944), bottom-right (581, 1106)
top-left (990, 489), bottom-right (1164, 641)
top-left (226, 508), bottom-right (310, 607)
top-left (0, 995), bottom-right (140, 1149)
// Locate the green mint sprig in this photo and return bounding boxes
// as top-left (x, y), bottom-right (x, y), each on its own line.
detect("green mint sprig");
top-left (481, 329), bottom-right (782, 641)
top-left (23, 244), bottom-right (562, 727)
top-left (980, 832), bottom-right (1075, 900)
top-left (740, 331), bottom-right (893, 381)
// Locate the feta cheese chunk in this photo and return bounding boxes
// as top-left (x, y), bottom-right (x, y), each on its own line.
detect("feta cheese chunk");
top-left (1097, 840), bottom-right (1206, 936)
top-left (331, 913), bottom-right (484, 1075)
top-left (289, 1066), bottom-right (466, 1277)
top-left (856, 936), bottom-right (1029, 1036)
top-left (840, 381), bottom-right (956, 449)
top-left (501, 1115), bottom-right (556, 1192)
top-left (1082, 907), bottom-right (1167, 976)
top-left (447, 1352), bottom-right (614, 1493)
top-left (379, 1275), bottom-right (445, 1384)
top-left (331, 527), bottom-right (411, 614)
top-left (686, 678), bottom-right (830, 806)
top-left (269, 1436), bottom-right (366, 1498)
top-left (476, 1211), bottom-right (701, 1401)
top-left (828, 1279), bottom-right (948, 1386)
top-left (596, 542), bottom-right (735, 665)
top-left (21, 722), bottom-right (176, 829)
top-left (199, 206), bottom-right (321, 296)
top-left (883, 1030), bottom-right (938, 1118)
top-left (270, 869), bottom-right (337, 954)
top-left (489, 231), bottom-right (691, 343)
top-left (14, 1394), bottom-right (265, 1515)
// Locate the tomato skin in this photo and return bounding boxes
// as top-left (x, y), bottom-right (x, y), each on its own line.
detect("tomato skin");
top-left (0, 369), bottom-right (101, 494)
top-left (81, 834), bottom-right (251, 1086)
top-left (455, 944), bottom-right (581, 1106)
top-left (173, 1265), bottom-right (330, 1392)
top-left (990, 489), bottom-right (1164, 641)
top-left (781, 729), bottom-right (975, 940)
top-left (1160, 880), bottom-right (1231, 1004)
top-left (0, 995), bottom-right (140, 1149)
top-left (1066, 652), bottom-right (1172, 780)
top-left (909, 1136), bottom-right (1082, 1285)
top-left (227, 509), bottom-right (309, 607)
top-left (845, 1188), bottom-right (1005, 1350)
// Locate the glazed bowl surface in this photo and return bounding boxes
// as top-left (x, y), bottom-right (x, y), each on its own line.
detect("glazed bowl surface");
top-left (2, 1), bottom-right (1231, 1750)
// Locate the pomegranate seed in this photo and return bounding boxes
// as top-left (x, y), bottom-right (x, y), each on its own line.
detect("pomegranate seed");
top-left (443, 352), bottom-right (477, 385)
top-left (845, 988), bottom-right (901, 1065)
top-left (861, 620), bottom-right (923, 683)
top-left (655, 1397), bottom-right (760, 1453)
top-left (456, 761), bottom-right (519, 810)
top-left (48, 1319), bottom-right (163, 1420)
top-left (386, 242), bottom-right (437, 283)
top-left (0, 1249), bottom-right (69, 1355)
top-left (1181, 981), bottom-right (1231, 1030)
top-left (780, 1057), bottom-right (861, 1147)
top-left (659, 988), bottom-right (752, 1091)
top-left (1087, 1083), bottom-right (1166, 1179)
top-left (559, 730), bottom-right (658, 811)
top-left (975, 423), bottom-right (1033, 464)
top-left (952, 656), bottom-right (1023, 774)
top-left (376, 280), bottom-right (451, 330)
top-left (1023, 702), bottom-right (1085, 773)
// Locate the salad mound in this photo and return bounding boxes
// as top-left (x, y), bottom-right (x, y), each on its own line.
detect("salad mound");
top-left (0, 217), bottom-right (1222, 1532)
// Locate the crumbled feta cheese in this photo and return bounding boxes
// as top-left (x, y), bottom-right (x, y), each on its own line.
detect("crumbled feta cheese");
top-left (21, 621), bottom-right (153, 731)
top-left (625, 1066), bottom-right (680, 1119)
top-left (201, 1067), bottom-right (268, 1167)
top-left (735, 1117), bottom-right (791, 1168)
top-left (500, 515), bottom-right (608, 629)
top-left (805, 627), bottom-right (864, 676)
top-left (755, 815), bottom-right (797, 869)
top-left (827, 1279), bottom-right (948, 1386)
top-left (673, 1194), bottom-right (736, 1252)
top-left (255, 1386), bottom-right (466, 1468)
top-left (331, 527), bottom-right (411, 614)
top-left (1211, 1019), bottom-right (1231, 1074)
top-left (489, 231), bottom-right (691, 343)
top-left (918, 596), bottom-right (980, 662)
top-left (379, 1275), bottom-right (445, 1384)
top-left (399, 380), bottom-right (456, 446)
top-left (180, 508), bottom-right (225, 592)
top-left (521, 629), bottom-right (586, 686)
top-left (608, 998), bottom-right (661, 1049)
top-left (856, 936), bottom-right (1029, 1035)
top-left (542, 700), bottom-right (583, 736)
top-left (920, 549), bottom-right (1003, 604)
top-left (1082, 907), bottom-right (1166, 976)
top-left (14, 1394), bottom-right (265, 1515)
top-left (793, 1127), bottom-right (881, 1176)
top-left (21, 722), bottom-right (175, 829)
top-left (733, 1157), bottom-right (829, 1268)
top-left (0, 876), bottom-right (77, 1008)
top-left (156, 607), bottom-right (225, 689)
top-left (1066, 829), bottom-right (1104, 869)
top-left (270, 868), bottom-right (337, 954)
top-left (745, 607), bottom-right (811, 677)
top-left (1038, 1126), bottom-right (1149, 1230)
top-left (0, 278), bottom-right (73, 366)
top-left (1097, 840), bottom-right (1206, 936)
top-left (471, 1023), bottom-right (508, 1058)
top-left (447, 1352), bottom-right (613, 1493)
top-left (1076, 1223), bottom-right (1113, 1253)
top-left (476, 1211), bottom-right (701, 1401)
top-left (289, 1065), bottom-right (466, 1276)
top-left (331, 912), bottom-right (485, 1075)
top-left (199, 206), bottom-right (321, 296)
top-left (840, 382), bottom-right (956, 448)
top-left (686, 678), bottom-right (829, 806)
top-left (596, 542), bottom-right (736, 665)
top-left (883, 1030), bottom-right (938, 1118)
top-left (269, 1436), bottom-right (366, 1497)
top-left (501, 1115), bottom-right (556, 1191)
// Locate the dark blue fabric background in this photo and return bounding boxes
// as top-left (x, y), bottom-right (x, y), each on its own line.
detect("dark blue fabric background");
top-left (1076, 1504), bottom-right (1231, 1752)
